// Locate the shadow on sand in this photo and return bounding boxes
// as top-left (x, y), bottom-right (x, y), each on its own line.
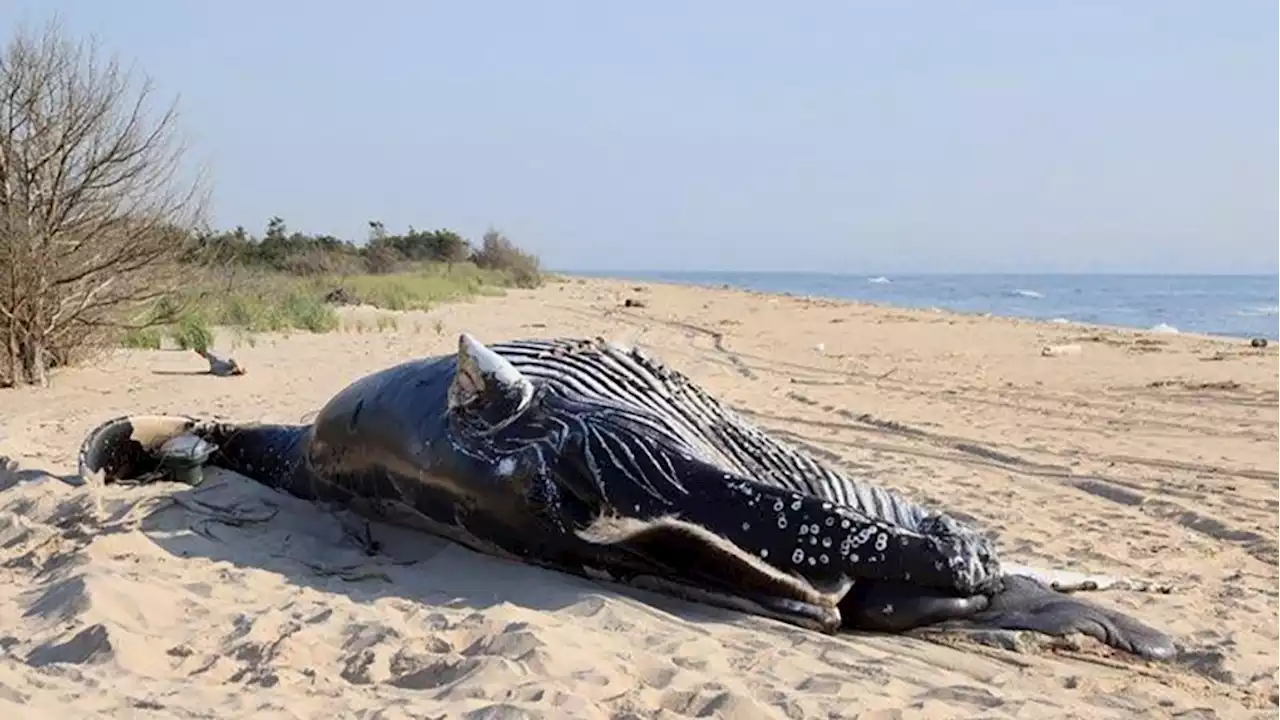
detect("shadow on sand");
top-left (126, 468), bottom-right (769, 630)
top-left (0, 459), bottom-right (1241, 694)
top-left (0, 456), bottom-right (84, 490)
top-left (149, 370), bottom-right (217, 377)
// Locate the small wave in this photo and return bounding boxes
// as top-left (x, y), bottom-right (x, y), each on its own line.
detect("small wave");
top-left (1237, 305), bottom-right (1279, 317)
top-left (867, 276), bottom-right (891, 284)
top-left (1007, 289), bottom-right (1044, 299)
top-left (1149, 323), bottom-right (1179, 334)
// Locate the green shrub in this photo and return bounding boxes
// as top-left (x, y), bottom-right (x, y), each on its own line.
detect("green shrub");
top-left (121, 327), bottom-right (164, 350)
top-left (170, 315), bottom-right (215, 352)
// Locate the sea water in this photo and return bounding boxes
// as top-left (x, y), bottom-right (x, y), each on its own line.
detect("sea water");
top-left (576, 272), bottom-right (1279, 341)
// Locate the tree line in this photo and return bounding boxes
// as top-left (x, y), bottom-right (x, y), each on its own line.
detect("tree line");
top-left (191, 217), bottom-right (541, 286)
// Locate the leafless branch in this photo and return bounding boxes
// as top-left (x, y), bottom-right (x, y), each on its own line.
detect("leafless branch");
top-left (0, 16), bottom-right (208, 386)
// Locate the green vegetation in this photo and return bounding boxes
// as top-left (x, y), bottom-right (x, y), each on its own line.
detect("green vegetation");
top-left (328, 263), bottom-right (513, 311)
top-left (116, 225), bottom-right (544, 354)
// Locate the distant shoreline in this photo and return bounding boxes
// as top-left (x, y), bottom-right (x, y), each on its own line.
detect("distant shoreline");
top-left (565, 270), bottom-right (1278, 279)
top-left (562, 270), bottom-right (1279, 342)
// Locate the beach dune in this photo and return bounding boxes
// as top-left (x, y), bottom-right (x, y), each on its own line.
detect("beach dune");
top-left (0, 277), bottom-right (1275, 719)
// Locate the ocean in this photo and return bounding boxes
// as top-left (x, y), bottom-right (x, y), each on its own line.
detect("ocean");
top-left (573, 272), bottom-right (1280, 341)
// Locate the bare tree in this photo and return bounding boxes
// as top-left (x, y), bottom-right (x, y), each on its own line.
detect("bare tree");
top-left (0, 18), bottom-right (208, 387)
top-left (472, 229), bottom-right (542, 288)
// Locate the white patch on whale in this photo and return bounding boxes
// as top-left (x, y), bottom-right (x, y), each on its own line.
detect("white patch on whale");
top-left (497, 456), bottom-right (518, 476)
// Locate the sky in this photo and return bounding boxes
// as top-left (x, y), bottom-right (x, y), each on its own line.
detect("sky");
top-left (2, 1), bottom-right (1276, 274)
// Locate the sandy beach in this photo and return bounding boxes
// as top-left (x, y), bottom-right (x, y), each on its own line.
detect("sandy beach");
top-left (0, 277), bottom-right (1275, 719)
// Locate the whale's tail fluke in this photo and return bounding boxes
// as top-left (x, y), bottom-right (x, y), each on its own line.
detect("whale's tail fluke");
top-left (78, 414), bottom-right (311, 493)
top-left (78, 415), bottom-right (208, 486)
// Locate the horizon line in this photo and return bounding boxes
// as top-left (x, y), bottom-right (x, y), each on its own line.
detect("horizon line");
top-left (558, 269), bottom-right (1279, 278)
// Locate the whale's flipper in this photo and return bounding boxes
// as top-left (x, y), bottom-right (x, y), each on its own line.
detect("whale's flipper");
top-left (576, 513), bottom-right (845, 631)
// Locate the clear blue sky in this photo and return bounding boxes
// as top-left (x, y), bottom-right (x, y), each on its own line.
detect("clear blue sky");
top-left (4, 1), bottom-right (1276, 274)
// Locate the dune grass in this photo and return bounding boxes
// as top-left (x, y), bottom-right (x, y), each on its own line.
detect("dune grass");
top-left (332, 263), bottom-right (511, 311)
top-left (120, 263), bottom-right (517, 352)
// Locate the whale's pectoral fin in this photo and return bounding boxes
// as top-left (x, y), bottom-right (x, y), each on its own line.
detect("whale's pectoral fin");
top-left (933, 575), bottom-right (1177, 661)
top-left (575, 513), bottom-right (844, 631)
top-left (448, 333), bottom-right (535, 430)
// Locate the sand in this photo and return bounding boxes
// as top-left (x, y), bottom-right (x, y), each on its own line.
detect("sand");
top-left (0, 277), bottom-right (1276, 719)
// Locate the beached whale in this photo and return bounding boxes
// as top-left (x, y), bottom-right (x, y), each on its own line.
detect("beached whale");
top-left (77, 334), bottom-right (1176, 660)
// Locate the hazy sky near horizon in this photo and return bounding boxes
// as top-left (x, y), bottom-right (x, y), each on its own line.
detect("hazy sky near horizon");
top-left (4, 1), bottom-right (1276, 274)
